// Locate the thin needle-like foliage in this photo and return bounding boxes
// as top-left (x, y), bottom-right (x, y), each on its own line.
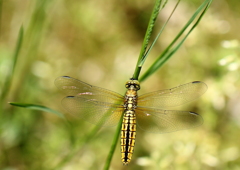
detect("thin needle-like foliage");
top-left (132, 0), bottom-right (167, 80)
top-left (140, 0), bottom-right (213, 82)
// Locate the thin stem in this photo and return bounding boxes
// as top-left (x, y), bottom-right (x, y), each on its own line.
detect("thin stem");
top-left (1, 26), bottom-right (23, 101)
top-left (0, 0), bottom-right (2, 37)
top-left (132, 0), bottom-right (163, 80)
top-left (103, 112), bottom-right (124, 170)
top-left (140, 0), bottom-right (212, 82)
top-left (52, 121), bottom-right (102, 170)
top-left (143, 0), bottom-right (180, 61)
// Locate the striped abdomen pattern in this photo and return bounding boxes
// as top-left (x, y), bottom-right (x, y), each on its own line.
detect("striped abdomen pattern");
top-left (121, 80), bottom-right (139, 165)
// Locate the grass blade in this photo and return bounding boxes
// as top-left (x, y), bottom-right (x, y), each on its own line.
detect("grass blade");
top-left (1, 26), bottom-right (23, 101)
top-left (52, 122), bottom-right (102, 169)
top-left (0, 0), bottom-right (2, 36)
top-left (103, 112), bottom-right (124, 170)
top-left (140, 0), bottom-right (213, 82)
top-left (9, 102), bottom-right (65, 119)
top-left (52, 103), bottom-right (119, 169)
top-left (132, 0), bottom-right (166, 80)
top-left (143, 0), bottom-right (180, 62)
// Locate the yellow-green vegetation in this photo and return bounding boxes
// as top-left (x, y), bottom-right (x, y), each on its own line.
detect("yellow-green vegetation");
top-left (1, 0), bottom-right (240, 170)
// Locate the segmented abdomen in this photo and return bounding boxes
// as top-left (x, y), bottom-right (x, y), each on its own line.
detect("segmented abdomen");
top-left (121, 110), bottom-right (137, 165)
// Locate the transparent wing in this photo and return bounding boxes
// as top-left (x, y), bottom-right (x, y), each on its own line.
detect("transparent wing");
top-left (55, 76), bottom-right (124, 104)
top-left (138, 81), bottom-right (207, 109)
top-left (55, 76), bottom-right (125, 126)
top-left (62, 96), bottom-right (124, 127)
top-left (136, 107), bottom-right (203, 133)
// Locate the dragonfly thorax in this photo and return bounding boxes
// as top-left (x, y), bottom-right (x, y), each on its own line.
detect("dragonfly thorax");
top-left (125, 80), bottom-right (140, 91)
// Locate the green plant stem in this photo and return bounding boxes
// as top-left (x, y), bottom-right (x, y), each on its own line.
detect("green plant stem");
top-left (132, 0), bottom-right (163, 80)
top-left (0, 0), bottom-right (2, 37)
top-left (52, 121), bottom-right (102, 170)
top-left (144, 0), bottom-right (180, 60)
top-left (140, 0), bottom-right (212, 82)
top-left (103, 113), bottom-right (124, 170)
top-left (1, 26), bottom-right (23, 101)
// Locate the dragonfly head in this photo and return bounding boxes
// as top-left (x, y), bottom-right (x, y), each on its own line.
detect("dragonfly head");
top-left (125, 80), bottom-right (140, 91)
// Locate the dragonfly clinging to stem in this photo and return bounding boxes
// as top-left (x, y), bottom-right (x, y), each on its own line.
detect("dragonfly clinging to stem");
top-left (55, 76), bottom-right (207, 165)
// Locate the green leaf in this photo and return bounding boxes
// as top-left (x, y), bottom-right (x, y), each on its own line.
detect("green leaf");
top-left (132, 0), bottom-right (165, 80)
top-left (143, 0), bottom-right (180, 65)
top-left (1, 26), bottom-right (24, 101)
top-left (9, 102), bottom-right (65, 119)
top-left (140, 0), bottom-right (213, 82)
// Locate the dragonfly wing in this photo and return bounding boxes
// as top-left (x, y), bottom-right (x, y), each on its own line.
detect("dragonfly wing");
top-left (62, 96), bottom-right (124, 127)
top-left (55, 76), bottom-right (124, 104)
top-left (55, 76), bottom-right (125, 126)
top-left (138, 81), bottom-right (207, 108)
top-left (136, 107), bottom-right (203, 133)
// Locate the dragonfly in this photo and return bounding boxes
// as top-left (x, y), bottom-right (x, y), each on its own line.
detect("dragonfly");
top-left (55, 76), bottom-right (207, 165)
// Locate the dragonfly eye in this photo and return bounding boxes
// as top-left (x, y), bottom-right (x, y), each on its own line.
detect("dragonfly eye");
top-left (125, 80), bottom-right (140, 90)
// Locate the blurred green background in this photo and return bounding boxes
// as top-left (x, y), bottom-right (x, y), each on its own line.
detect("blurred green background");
top-left (1, 0), bottom-right (240, 169)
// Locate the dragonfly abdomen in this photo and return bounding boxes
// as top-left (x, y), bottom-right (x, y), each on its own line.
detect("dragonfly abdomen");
top-left (121, 110), bottom-right (137, 165)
